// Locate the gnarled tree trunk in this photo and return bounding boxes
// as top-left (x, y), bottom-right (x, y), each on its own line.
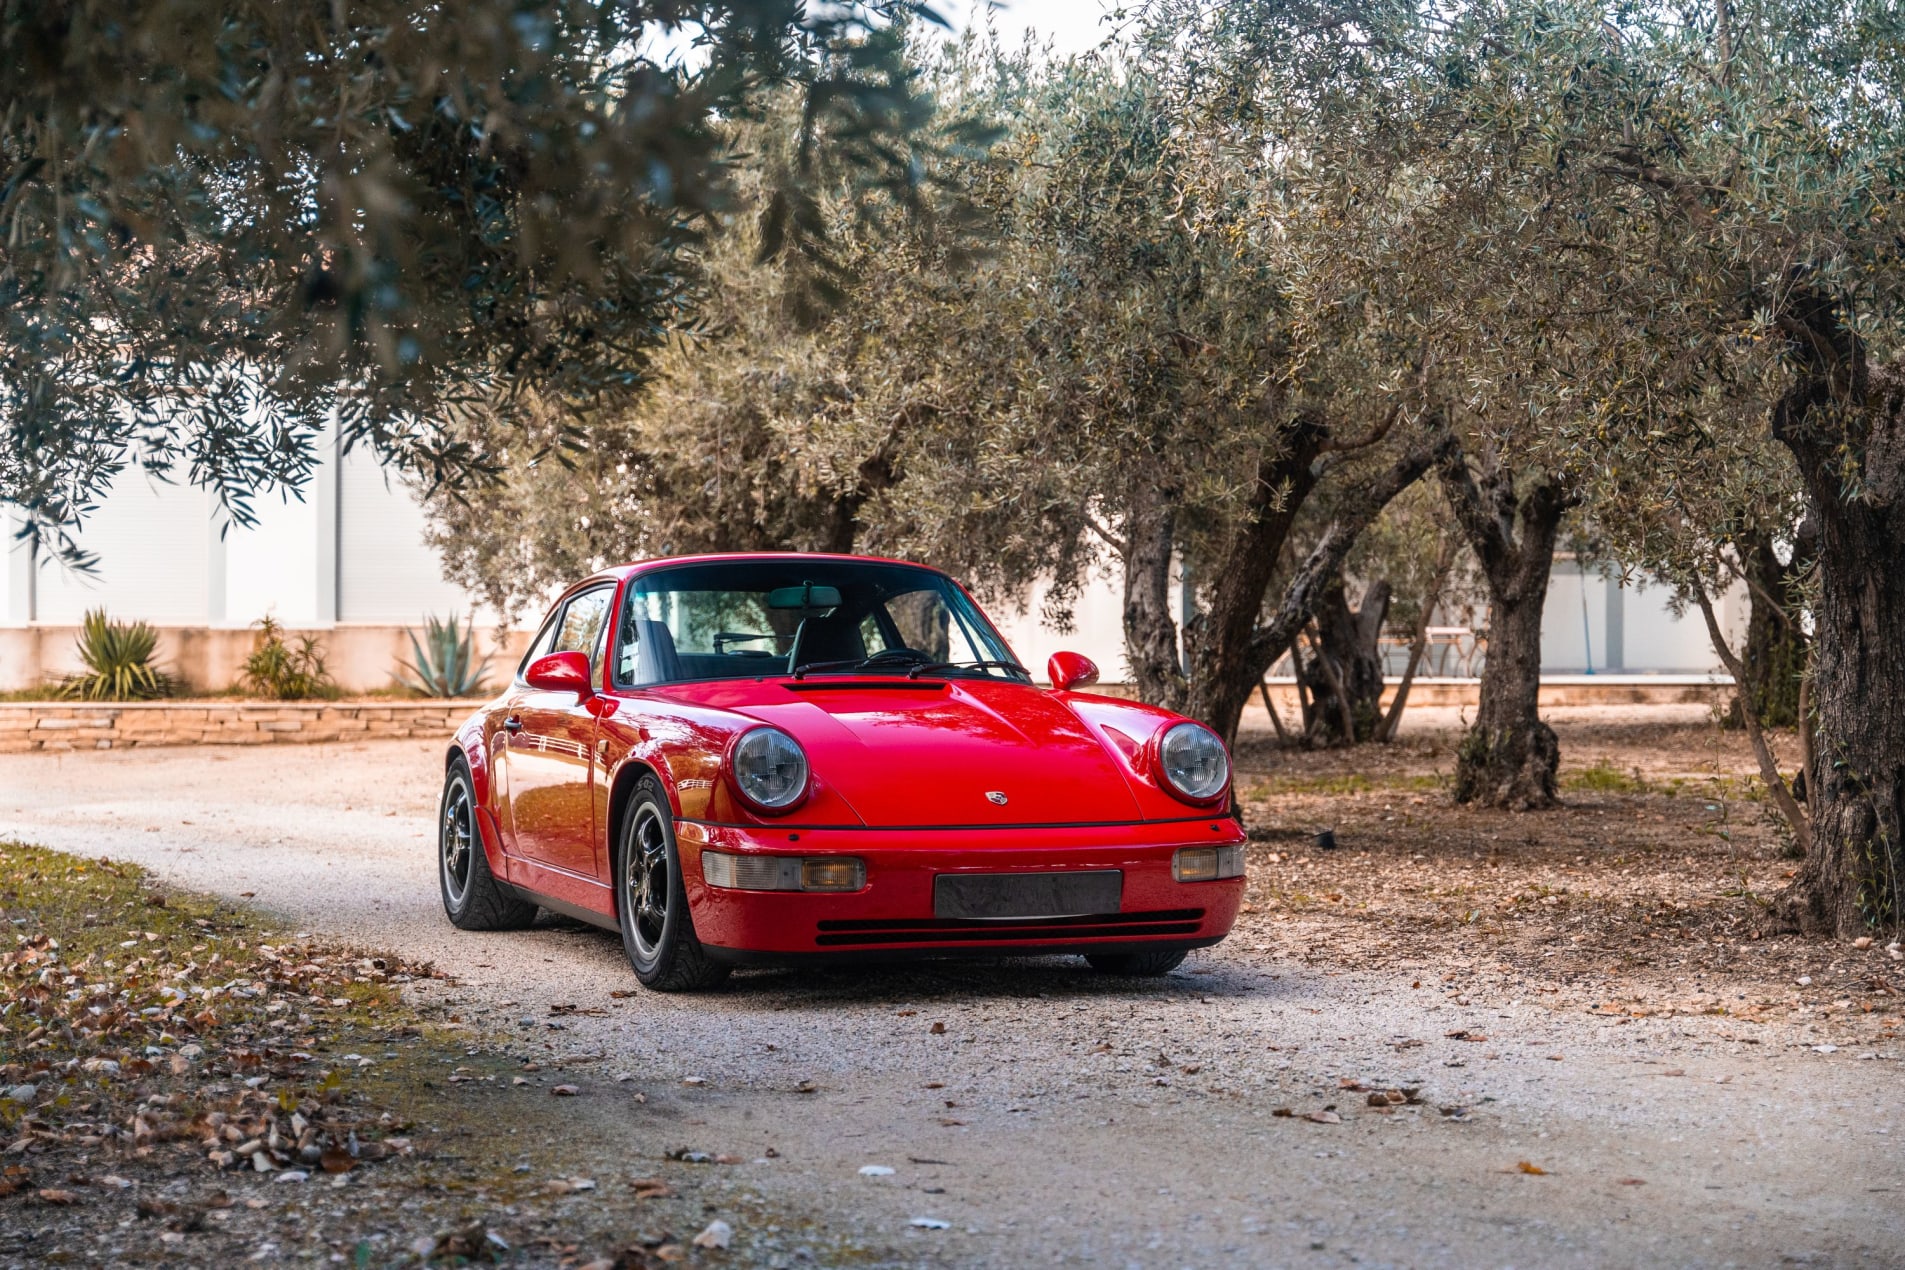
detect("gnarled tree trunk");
top-left (1734, 526), bottom-right (1811, 729)
top-left (1299, 575), bottom-right (1392, 744)
top-left (1437, 442), bottom-right (1570, 810)
top-left (1771, 317), bottom-right (1905, 935)
top-left (1185, 432), bottom-right (1437, 747)
top-left (1121, 482), bottom-right (1189, 710)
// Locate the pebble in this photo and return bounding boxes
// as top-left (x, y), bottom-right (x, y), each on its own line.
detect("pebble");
top-left (3, 1084), bottom-right (37, 1102)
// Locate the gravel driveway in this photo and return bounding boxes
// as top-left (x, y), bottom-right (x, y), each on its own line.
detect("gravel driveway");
top-left (3, 739), bottom-right (1899, 1267)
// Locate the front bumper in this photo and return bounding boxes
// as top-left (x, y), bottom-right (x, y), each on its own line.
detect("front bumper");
top-left (675, 817), bottom-right (1246, 961)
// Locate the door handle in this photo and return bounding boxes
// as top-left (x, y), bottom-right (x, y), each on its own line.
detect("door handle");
top-left (503, 715), bottom-right (524, 734)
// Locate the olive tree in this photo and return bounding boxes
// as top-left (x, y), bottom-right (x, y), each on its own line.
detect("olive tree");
top-left (2, 0), bottom-right (963, 566)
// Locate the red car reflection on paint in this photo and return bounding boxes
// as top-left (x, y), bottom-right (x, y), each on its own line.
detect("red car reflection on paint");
top-left (439, 554), bottom-right (1244, 991)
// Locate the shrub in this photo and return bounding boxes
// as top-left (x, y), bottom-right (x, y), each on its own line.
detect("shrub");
top-left (58, 609), bottom-right (175, 701)
top-left (241, 616), bottom-right (337, 700)
top-left (398, 613), bottom-right (493, 699)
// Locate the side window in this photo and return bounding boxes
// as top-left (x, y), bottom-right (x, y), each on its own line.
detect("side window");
top-left (882, 588), bottom-right (970, 661)
top-left (858, 613), bottom-right (893, 655)
top-left (553, 588), bottom-right (614, 678)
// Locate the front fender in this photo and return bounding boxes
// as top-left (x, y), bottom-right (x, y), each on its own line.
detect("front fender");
top-left (450, 714), bottom-right (512, 879)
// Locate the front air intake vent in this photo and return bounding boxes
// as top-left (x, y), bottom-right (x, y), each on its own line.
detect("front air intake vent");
top-left (812, 908), bottom-right (1204, 947)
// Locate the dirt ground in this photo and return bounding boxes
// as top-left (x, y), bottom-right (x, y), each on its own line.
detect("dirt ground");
top-left (1231, 704), bottom-right (1904, 1045)
top-left (2, 704), bottom-right (1901, 1267)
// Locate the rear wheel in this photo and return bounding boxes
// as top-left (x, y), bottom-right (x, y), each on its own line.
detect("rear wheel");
top-left (1085, 948), bottom-right (1189, 977)
top-left (617, 777), bottom-right (731, 992)
top-left (440, 757), bottom-right (538, 931)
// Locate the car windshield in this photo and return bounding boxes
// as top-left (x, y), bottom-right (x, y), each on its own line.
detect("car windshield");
top-left (612, 560), bottom-right (1029, 687)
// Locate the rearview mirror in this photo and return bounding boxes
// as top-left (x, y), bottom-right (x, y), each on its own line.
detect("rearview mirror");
top-left (524, 650), bottom-right (593, 698)
top-left (1047, 651), bottom-right (1100, 692)
top-left (768, 582), bottom-right (843, 613)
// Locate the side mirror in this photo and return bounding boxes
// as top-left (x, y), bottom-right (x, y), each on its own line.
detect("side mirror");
top-left (524, 650), bottom-right (593, 698)
top-left (1047, 651), bottom-right (1100, 693)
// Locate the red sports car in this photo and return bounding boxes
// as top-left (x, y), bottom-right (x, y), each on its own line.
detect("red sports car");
top-left (440, 554), bottom-right (1245, 990)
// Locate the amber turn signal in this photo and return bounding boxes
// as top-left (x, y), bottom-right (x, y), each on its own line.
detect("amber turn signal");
top-left (702, 851), bottom-right (865, 892)
top-left (1172, 845), bottom-right (1245, 882)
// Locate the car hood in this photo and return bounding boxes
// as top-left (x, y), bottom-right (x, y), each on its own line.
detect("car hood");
top-left (656, 678), bottom-right (1149, 827)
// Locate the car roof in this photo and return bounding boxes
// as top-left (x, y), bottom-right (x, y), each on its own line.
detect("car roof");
top-left (561, 552), bottom-right (953, 598)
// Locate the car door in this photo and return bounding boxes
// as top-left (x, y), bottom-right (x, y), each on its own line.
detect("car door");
top-left (504, 585), bottom-right (614, 883)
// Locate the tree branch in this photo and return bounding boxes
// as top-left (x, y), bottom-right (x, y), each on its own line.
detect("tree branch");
top-left (1692, 582), bottom-right (1811, 852)
top-left (1083, 513), bottom-right (1127, 559)
top-left (1318, 400), bottom-right (1401, 456)
top-left (1248, 435), bottom-right (1442, 670)
top-left (1433, 430), bottom-right (1512, 585)
top-left (1304, 620), bottom-right (1357, 744)
top-left (1377, 532), bottom-right (1457, 743)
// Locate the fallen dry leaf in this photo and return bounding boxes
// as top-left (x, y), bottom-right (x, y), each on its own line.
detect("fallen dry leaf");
top-left (692, 1219), bottom-right (733, 1250)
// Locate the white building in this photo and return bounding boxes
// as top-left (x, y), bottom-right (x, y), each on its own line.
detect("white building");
top-left (1, 444), bottom-right (1735, 693)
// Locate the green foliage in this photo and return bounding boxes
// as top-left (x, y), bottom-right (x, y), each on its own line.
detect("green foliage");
top-left (57, 609), bottom-right (174, 701)
top-left (399, 615), bottom-right (493, 699)
top-left (429, 42), bottom-right (1010, 619)
top-left (1, 1), bottom-right (971, 568)
top-left (241, 617), bottom-right (337, 701)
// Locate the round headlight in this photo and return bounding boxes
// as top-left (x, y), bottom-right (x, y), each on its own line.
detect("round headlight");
top-left (1158, 722), bottom-right (1230, 802)
top-left (732, 727), bottom-right (809, 812)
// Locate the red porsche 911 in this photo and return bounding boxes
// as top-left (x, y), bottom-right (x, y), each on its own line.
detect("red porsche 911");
top-left (439, 554), bottom-right (1245, 990)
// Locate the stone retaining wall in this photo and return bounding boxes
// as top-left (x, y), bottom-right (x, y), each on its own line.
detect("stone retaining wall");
top-left (0, 701), bottom-right (484, 753)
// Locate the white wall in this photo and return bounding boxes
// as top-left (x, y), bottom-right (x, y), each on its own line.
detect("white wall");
top-left (32, 471), bottom-right (211, 625)
top-left (336, 444), bottom-right (476, 623)
top-left (223, 488), bottom-right (322, 626)
top-left (4, 430), bottom-right (487, 634)
top-left (986, 562), bottom-right (1134, 683)
top-left (2, 457), bottom-right (1748, 685)
top-left (1540, 559), bottom-right (1740, 675)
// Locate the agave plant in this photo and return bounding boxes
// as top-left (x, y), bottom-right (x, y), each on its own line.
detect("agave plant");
top-left (400, 613), bottom-right (492, 698)
top-left (59, 609), bottom-right (175, 701)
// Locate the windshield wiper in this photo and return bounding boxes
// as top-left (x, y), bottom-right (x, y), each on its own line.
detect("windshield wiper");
top-left (906, 659), bottom-right (1029, 679)
top-left (789, 648), bottom-right (935, 679)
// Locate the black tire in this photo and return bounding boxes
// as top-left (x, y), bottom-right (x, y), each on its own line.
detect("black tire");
top-left (1085, 947), bottom-right (1190, 977)
top-left (616, 776), bottom-right (731, 992)
top-left (440, 757), bottom-right (539, 931)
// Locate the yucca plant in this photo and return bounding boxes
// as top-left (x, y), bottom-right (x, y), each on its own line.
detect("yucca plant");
top-left (59, 609), bottom-right (175, 701)
top-left (399, 613), bottom-right (492, 698)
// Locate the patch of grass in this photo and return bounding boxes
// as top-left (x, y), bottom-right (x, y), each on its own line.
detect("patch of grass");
top-left (1562, 759), bottom-right (1650, 794)
top-left (0, 840), bottom-right (420, 1173)
top-left (1252, 772), bottom-right (1446, 798)
top-left (0, 843), bottom-right (842, 1266)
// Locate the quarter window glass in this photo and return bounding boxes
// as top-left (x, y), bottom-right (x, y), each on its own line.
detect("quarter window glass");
top-left (554, 589), bottom-right (614, 675)
top-left (516, 609), bottom-right (562, 677)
